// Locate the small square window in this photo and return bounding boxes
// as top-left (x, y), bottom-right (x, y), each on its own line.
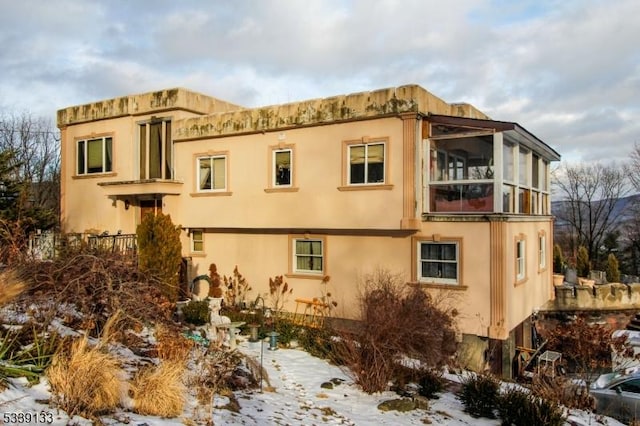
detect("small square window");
top-left (198, 156), bottom-right (226, 191)
top-left (191, 230), bottom-right (204, 252)
top-left (418, 241), bottom-right (459, 285)
top-left (77, 137), bottom-right (113, 175)
top-left (293, 238), bottom-right (324, 274)
top-left (349, 142), bottom-right (385, 184)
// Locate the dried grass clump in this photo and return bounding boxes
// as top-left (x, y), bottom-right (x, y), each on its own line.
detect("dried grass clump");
top-left (46, 335), bottom-right (124, 418)
top-left (0, 269), bottom-right (25, 306)
top-left (130, 361), bottom-right (185, 417)
top-left (155, 325), bottom-right (194, 363)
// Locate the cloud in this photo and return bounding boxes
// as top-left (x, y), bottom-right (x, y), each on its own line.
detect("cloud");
top-left (0, 0), bottom-right (638, 165)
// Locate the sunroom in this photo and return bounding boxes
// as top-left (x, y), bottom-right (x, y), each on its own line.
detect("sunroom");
top-left (424, 115), bottom-right (560, 215)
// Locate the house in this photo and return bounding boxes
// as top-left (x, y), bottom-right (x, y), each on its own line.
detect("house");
top-left (57, 85), bottom-right (560, 376)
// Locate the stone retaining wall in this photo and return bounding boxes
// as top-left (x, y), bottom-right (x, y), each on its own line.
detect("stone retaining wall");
top-left (551, 283), bottom-right (640, 310)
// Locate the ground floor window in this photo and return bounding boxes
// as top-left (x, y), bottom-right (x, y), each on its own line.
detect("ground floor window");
top-left (418, 241), bottom-right (459, 284)
top-left (293, 238), bottom-right (324, 274)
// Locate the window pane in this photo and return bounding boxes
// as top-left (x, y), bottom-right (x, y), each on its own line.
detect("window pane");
top-left (367, 144), bottom-right (384, 183)
top-left (77, 140), bottom-right (85, 174)
top-left (275, 150), bottom-right (291, 186)
top-left (437, 151), bottom-right (446, 181)
top-left (199, 158), bottom-right (211, 190)
top-left (105, 137), bottom-right (113, 172)
top-left (419, 242), bottom-right (458, 283)
top-left (213, 157), bottom-right (226, 189)
top-left (519, 149), bottom-right (528, 185)
top-left (87, 139), bottom-right (103, 173)
top-left (532, 154), bottom-right (540, 189)
top-left (164, 121), bottom-right (172, 179)
top-left (149, 122), bottom-right (162, 179)
top-left (430, 184), bottom-right (493, 213)
top-left (503, 143), bottom-right (514, 181)
top-left (502, 185), bottom-right (514, 213)
top-left (349, 145), bottom-right (365, 184)
top-left (139, 124), bottom-right (147, 179)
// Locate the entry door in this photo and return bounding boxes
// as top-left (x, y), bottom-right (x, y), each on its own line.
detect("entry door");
top-left (140, 199), bottom-right (161, 221)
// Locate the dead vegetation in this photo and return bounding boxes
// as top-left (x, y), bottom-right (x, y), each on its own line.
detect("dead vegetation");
top-left (130, 361), bottom-right (186, 417)
top-left (332, 269), bottom-right (458, 393)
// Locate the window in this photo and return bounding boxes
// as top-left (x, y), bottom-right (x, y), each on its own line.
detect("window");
top-left (516, 238), bottom-right (526, 282)
top-left (349, 142), bottom-right (385, 184)
top-left (538, 233), bottom-right (546, 270)
top-left (198, 156), bottom-right (226, 191)
top-left (274, 149), bottom-right (292, 186)
top-left (191, 230), bottom-right (204, 252)
top-left (293, 238), bottom-right (324, 274)
top-left (77, 137), bottom-right (112, 175)
top-left (418, 241), bottom-right (459, 284)
top-left (138, 118), bottom-right (172, 179)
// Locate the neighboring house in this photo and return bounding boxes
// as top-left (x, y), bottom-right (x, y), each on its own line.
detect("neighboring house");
top-left (57, 85), bottom-right (560, 376)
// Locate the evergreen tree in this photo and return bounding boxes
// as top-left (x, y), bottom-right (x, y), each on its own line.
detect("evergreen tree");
top-left (136, 212), bottom-right (182, 302)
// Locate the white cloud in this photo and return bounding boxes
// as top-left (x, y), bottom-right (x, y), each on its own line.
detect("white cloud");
top-left (0, 0), bottom-right (638, 165)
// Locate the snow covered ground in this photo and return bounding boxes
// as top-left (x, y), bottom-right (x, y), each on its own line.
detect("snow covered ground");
top-left (0, 333), bottom-right (625, 425)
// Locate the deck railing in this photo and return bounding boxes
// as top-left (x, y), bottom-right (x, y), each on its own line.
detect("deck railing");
top-left (28, 232), bottom-right (137, 260)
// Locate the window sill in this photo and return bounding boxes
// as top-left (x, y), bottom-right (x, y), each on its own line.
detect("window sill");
top-left (72, 172), bottom-right (117, 180)
top-left (264, 187), bottom-right (300, 193)
top-left (408, 281), bottom-right (468, 291)
top-left (189, 252), bottom-right (207, 258)
top-left (514, 276), bottom-right (528, 287)
top-left (190, 191), bottom-right (233, 197)
top-left (337, 184), bottom-right (394, 191)
top-left (285, 273), bottom-right (325, 280)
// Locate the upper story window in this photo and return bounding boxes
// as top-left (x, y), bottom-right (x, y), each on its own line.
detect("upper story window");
top-left (349, 142), bottom-right (385, 184)
top-left (274, 149), bottom-right (292, 186)
top-left (429, 135), bottom-right (494, 213)
top-left (77, 136), bottom-right (112, 175)
top-left (138, 118), bottom-right (172, 180)
top-left (198, 155), bottom-right (226, 191)
top-left (418, 240), bottom-right (459, 285)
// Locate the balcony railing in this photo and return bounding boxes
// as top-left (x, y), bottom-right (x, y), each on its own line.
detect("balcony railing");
top-left (29, 232), bottom-right (137, 260)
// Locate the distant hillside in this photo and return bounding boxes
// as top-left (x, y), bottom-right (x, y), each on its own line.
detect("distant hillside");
top-left (552, 193), bottom-right (640, 229)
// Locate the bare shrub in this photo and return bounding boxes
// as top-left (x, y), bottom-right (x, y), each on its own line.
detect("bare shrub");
top-left (130, 361), bottom-right (185, 417)
top-left (46, 334), bottom-right (124, 418)
top-left (530, 375), bottom-right (594, 411)
top-left (333, 268), bottom-right (457, 393)
top-left (186, 348), bottom-right (246, 405)
top-left (544, 314), bottom-right (637, 387)
top-left (0, 268), bottom-right (25, 306)
top-left (155, 325), bottom-right (194, 363)
top-left (24, 249), bottom-right (173, 336)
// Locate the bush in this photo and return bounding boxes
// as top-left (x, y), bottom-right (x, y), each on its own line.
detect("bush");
top-left (458, 373), bottom-right (500, 419)
top-left (274, 318), bottom-right (300, 346)
top-left (553, 244), bottom-right (564, 274)
top-left (606, 253), bottom-right (621, 282)
top-left (333, 269), bottom-right (457, 393)
top-left (130, 361), bottom-right (185, 417)
top-left (576, 245), bottom-right (590, 278)
top-left (297, 325), bottom-right (335, 360)
top-left (137, 212), bottom-right (182, 302)
top-left (155, 325), bottom-right (194, 362)
top-left (418, 369), bottom-right (445, 399)
top-left (530, 375), bottom-right (594, 411)
top-left (47, 335), bottom-right (124, 418)
top-left (182, 300), bottom-right (210, 326)
top-left (498, 387), bottom-right (565, 426)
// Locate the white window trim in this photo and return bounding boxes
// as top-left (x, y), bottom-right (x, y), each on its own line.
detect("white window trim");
top-left (273, 148), bottom-right (292, 187)
top-left (77, 136), bottom-right (112, 175)
top-left (516, 239), bottom-right (526, 281)
top-left (417, 241), bottom-right (459, 285)
top-left (293, 238), bottom-right (324, 275)
top-left (348, 142), bottom-right (386, 185)
top-left (197, 155), bottom-right (227, 192)
top-left (191, 230), bottom-right (204, 253)
top-left (538, 234), bottom-right (546, 270)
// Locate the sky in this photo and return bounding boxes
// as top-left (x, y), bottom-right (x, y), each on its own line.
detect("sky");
top-left (0, 0), bottom-right (638, 164)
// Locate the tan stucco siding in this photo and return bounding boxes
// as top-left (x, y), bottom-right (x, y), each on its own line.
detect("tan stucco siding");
top-left (174, 117), bottom-right (406, 230)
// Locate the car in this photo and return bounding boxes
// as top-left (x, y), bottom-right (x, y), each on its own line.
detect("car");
top-left (591, 371), bottom-right (640, 423)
